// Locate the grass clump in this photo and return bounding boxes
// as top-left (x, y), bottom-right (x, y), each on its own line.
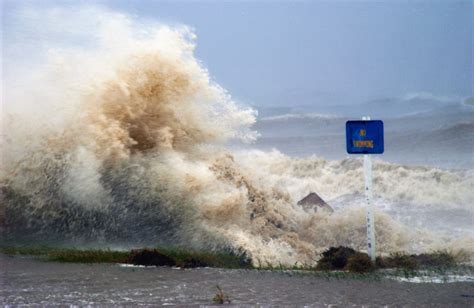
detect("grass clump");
top-left (315, 246), bottom-right (459, 273)
top-left (0, 246), bottom-right (52, 256)
top-left (0, 246), bottom-right (130, 263)
top-left (127, 249), bottom-right (175, 266)
top-left (413, 251), bottom-right (456, 268)
top-left (52, 249), bottom-right (130, 263)
top-left (377, 251), bottom-right (456, 270)
top-left (158, 247), bottom-right (252, 269)
top-left (0, 244), bottom-right (462, 274)
top-left (316, 246), bottom-right (375, 273)
top-left (377, 253), bottom-right (418, 270)
top-left (0, 245), bottom-right (252, 269)
top-left (345, 253), bottom-right (376, 273)
top-left (316, 246), bottom-right (357, 270)
top-left (212, 285), bottom-right (231, 304)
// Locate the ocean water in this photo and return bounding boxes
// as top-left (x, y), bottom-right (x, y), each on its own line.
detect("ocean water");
top-left (2, 255), bottom-right (473, 306)
top-left (247, 101), bottom-right (474, 169)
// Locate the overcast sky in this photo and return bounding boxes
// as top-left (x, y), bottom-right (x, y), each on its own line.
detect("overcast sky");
top-left (2, 0), bottom-right (473, 107)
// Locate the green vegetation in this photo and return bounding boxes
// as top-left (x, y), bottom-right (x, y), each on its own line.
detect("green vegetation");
top-left (128, 249), bottom-right (175, 266)
top-left (315, 246), bottom-right (463, 274)
top-left (316, 246), bottom-right (360, 271)
top-left (315, 246), bottom-right (375, 273)
top-left (0, 245), bottom-right (468, 277)
top-left (345, 253), bottom-right (376, 273)
top-left (1, 246), bottom-right (131, 263)
top-left (156, 247), bottom-right (252, 269)
top-left (377, 251), bottom-right (456, 270)
top-left (312, 246), bottom-right (473, 281)
top-left (53, 249), bottom-right (131, 263)
top-left (0, 245), bottom-right (251, 269)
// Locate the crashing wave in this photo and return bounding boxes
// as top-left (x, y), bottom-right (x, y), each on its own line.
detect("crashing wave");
top-left (2, 8), bottom-right (473, 265)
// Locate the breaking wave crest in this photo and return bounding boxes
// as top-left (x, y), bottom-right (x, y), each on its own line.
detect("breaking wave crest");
top-left (2, 8), bottom-right (472, 265)
top-left (260, 113), bottom-right (340, 121)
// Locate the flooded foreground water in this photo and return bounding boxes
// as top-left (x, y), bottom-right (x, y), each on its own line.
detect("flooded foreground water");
top-left (1, 254), bottom-right (473, 306)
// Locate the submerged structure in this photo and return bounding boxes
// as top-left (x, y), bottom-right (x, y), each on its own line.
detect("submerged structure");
top-left (297, 192), bottom-right (333, 213)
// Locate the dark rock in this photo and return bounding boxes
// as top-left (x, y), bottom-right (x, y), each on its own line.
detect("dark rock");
top-left (127, 249), bottom-right (176, 266)
top-left (297, 192), bottom-right (333, 213)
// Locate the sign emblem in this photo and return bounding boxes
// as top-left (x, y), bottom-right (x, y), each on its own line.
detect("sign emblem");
top-left (346, 120), bottom-right (384, 154)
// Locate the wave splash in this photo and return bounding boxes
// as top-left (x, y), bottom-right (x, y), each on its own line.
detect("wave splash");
top-left (2, 9), bottom-right (472, 265)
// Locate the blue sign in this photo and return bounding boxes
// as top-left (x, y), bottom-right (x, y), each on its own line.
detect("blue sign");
top-left (346, 120), bottom-right (384, 154)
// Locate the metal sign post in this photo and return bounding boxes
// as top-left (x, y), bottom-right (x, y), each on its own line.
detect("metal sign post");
top-left (345, 116), bottom-right (384, 262)
top-left (362, 116), bottom-right (376, 262)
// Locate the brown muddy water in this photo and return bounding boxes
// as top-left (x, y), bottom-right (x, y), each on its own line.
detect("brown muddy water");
top-left (1, 254), bottom-right (473, 306)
